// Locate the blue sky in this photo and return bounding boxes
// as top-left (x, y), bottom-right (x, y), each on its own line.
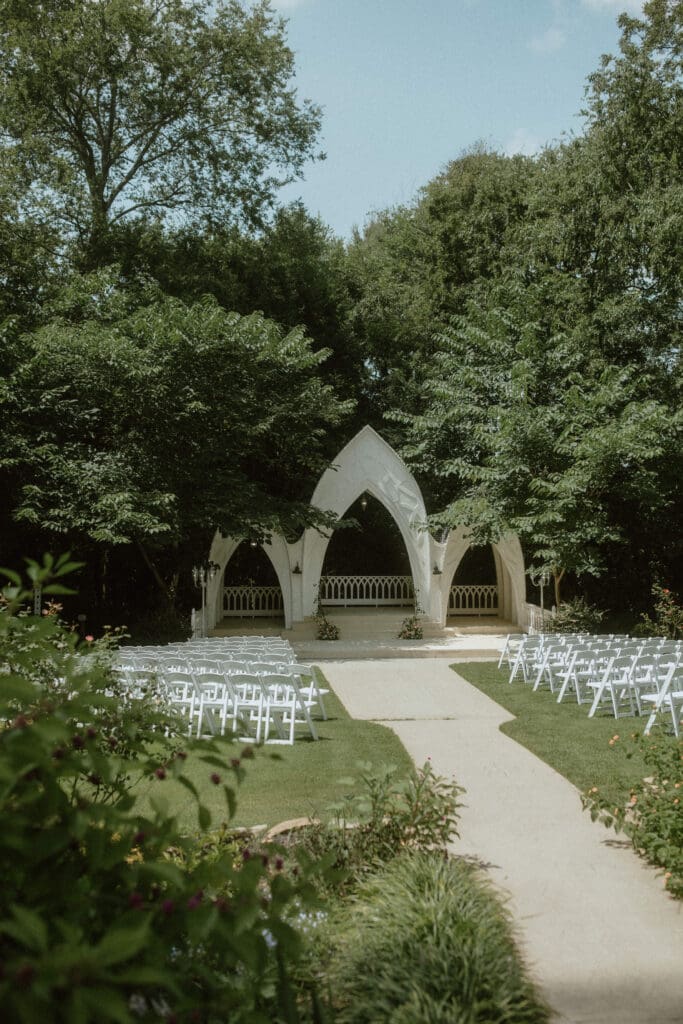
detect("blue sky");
top-left (272, 0), bottom-right (644, 238)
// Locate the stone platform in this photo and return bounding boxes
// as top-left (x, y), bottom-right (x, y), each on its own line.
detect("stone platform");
top-left (211, 607), bottom-right (519, 660)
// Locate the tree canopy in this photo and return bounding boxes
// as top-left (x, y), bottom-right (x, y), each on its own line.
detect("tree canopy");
top-left (1, 269), bottom-right (350, 602)
top-left (387, 1), bottom-right (683, 607)
top-left (0, 0), bottom-right (322, 262)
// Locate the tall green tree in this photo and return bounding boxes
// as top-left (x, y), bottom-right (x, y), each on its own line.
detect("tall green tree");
top-left (346, 148), bottom-right (535, 439)
top-left (390, 2), bottom-right (683, 609)
top-left (0, 0), bottom-right (322, 264)
top-left (110, 204), bottom-right (364, 404)
top-left (1, 269), bottom-right (351, 604)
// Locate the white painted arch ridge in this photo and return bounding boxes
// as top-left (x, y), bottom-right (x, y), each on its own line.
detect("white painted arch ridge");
top-left (206, 425), bottom-right (527, 631)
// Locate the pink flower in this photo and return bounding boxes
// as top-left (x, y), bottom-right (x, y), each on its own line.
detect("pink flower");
top-left (85, 635), bottom-right (94, 642)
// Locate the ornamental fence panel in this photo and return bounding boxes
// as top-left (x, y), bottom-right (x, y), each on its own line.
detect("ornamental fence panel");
top-left (523, 601), bottom-right (554, 633)
top-left (223, 586), bottom-right (284, 617)
top-left (319, 575), bottom-right (415, 607)
top-left (449, 584), bottom-right (499, 615)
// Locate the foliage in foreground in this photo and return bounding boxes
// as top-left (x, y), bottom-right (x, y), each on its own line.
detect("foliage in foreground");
top-left (0, 558), bottom-right (325, 1023)
top-left (320, 852), bottom-right (550, 1024)
top-left (292, 760), bottom-right (463, 897)
top-left (582, 730), bottom-right (683, 900)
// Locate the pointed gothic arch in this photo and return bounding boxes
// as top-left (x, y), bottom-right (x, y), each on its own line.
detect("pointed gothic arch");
top-left (206, 531), bottom-right (293, 630)
top-left (436, 527), bottom-right (526, 626)
top-left (299, 426), bottom-right (433, 617)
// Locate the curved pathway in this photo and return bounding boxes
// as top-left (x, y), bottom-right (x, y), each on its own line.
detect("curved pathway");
top-left (322, 658), bottom-right (683, 1024)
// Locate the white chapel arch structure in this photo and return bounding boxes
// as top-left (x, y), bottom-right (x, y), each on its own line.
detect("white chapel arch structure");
top-left (298, 425), bottom-right (433, 619)
top-left (205, 425), bottom-right (528, 632)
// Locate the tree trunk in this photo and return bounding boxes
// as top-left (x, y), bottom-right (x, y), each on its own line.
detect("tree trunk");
top-left (136, 541), bottom-right (173, 606)
top-left (553, 567), bottom-right (565, 608)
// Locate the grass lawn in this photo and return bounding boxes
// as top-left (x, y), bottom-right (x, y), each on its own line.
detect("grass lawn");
top-left (136, 672), bottom-right (413, 833)
top-left (453, 661), bottom-right (661, 803)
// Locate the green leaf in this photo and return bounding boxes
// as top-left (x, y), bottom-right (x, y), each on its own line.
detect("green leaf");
top-left (0, 567), bottom-right (21, 585)
top-left (176, 774), bottom-right (199, 800)
top-left (42, 583), bottom-right (78, 596)
top-left (94, 919), bottom-right (150, 967)
top-left (198, 803), bottom-right (212, 830)
top-left (81, 987), bottom-right (134, 1024)
top-left (116, 965), bottom-right (176, 989)
top-left (0, 905), bottom-right (48, 952)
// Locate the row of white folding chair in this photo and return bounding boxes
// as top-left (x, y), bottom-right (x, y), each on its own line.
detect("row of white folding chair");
top-left (174, 643), bottom-right (290, 651)
top-left (501, 632), bottom-right (682, 732)
top-left (115, 664), bottom-right (303, 743)
top-left (504, 632), bottom-right (682, 686)
top-left (160, 667), bottom-right (319, 744)
top-left (554, 646), bottom-right (620, 704)
top-left (546, 639), bottom-right (667, 708)
top-left (508, 632), bottom-right (677, 697)
top-left (532, 638), bottom-right (616, 695)
top-left (117, 658), bottom-right (327, 740)
top-left (163, 658), bottom-right (328, 721)
top-left (509, 633), bottom-right (590, 685)
top-left (174, 647), bottom-right (294, 663)
top-left (551, 641), bottom-right (643, 703)
top-left (586, 650), bottom-right (681, 720)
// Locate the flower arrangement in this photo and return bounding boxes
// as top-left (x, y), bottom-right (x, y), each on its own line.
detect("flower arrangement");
top-left (313, 582), bottom-right (340, 641)
top-left (398, 614), bottom-right (423, 640)
top-left (316, 613), bottom-right (340, 641)
top-left (398, 589), bottom-right (423, 640)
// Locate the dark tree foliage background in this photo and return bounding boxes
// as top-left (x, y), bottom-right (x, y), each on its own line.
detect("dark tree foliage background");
top-left (0, 0), bottom-right (680, 632)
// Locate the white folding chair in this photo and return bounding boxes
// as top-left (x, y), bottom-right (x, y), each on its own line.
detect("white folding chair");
top-left (587, 654), bottom-right (641, 719)
top-left (158, 670), bottom-right (197, 735)
top-left (257, 674), bottom-right (319, 744)
top-left (642, 661), bottom-right (683, 737)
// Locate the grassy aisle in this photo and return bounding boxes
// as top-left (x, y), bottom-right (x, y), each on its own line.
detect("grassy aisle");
top-left (136, 673), bottom-right (413, 832)
top-left (453, 662), bottom-right (655, 802)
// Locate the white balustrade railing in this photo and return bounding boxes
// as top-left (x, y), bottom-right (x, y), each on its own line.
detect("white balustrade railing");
top-left (523, 601), bottom-right (554, 633)
top-left (449, 585), bottom-right (498, 615)
top-left (320, 575), bottom-right (415, 607)
top-left (223, 586), bottom-right (284, 617)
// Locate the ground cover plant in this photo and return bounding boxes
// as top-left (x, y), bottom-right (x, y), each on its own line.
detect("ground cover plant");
top-left (319, 852), bottom-right (550, 1024)
top-left (282, 761), bottom-right (547, 1023)
top-left (455, 661), bottom-right (683, 897)
top-left (289, 760), bottom-right (464, 899)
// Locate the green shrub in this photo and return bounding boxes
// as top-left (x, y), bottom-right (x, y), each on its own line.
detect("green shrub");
top-left (0, 556), bottom-right (327, 1022)
top-left (294, 760), bottom-right (463, 896)
top-left (582, 729), bottom-right (683, 899)
top-left (633, 584), bottom-right (683, 639)
top-left (548, 596), bottom-right (604, 634)
top-left (322, 852), bottom-right (550, 1024)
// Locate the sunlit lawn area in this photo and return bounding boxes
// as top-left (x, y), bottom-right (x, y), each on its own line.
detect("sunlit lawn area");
top-left (136, 673), bottom-right (412, 833)
top-left (453, 662), bottom-right (664, 802)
